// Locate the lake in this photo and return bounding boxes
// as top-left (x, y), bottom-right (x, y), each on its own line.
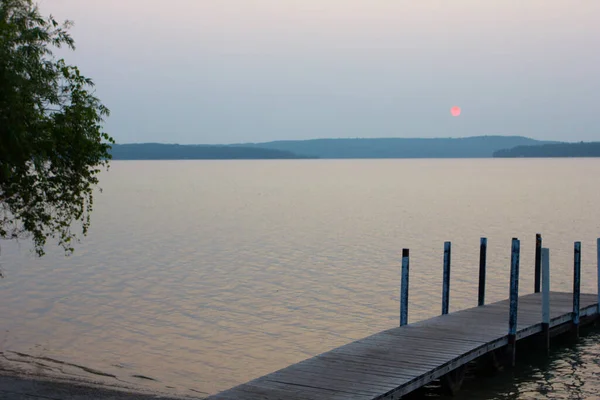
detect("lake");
top-left (0, 159), bottom-right (599, 398)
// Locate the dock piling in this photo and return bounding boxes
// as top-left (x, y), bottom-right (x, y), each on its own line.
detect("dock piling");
top-left (541, 247), bottom-right (550, 354)
top-left (573, 242), bottom-right (581, 338)
top-left (534, 234), bottom-right (542, 293)
top-left (508, 238), bottom-right (520, 367)
top-left (400, 248), bottom-right (410, 327)
top-left (478, 238), bottom-right (487, 306)
top-left (442, 242), bottom-right (452, 315)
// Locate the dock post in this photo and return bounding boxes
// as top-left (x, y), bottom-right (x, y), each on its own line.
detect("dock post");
top-left (572, 241), bottom-right (581, 339)
top-left (534, 233), bottom-right (542, 293)
top-left (478, 238), bottom-right (487, 306)
top-left (442, 242), bottom-right (451, 315)
top-left (541, 248), bottom-right (550, 355)
top-left (400, 249), bottom-right (410, 327)
top-left (508, 238), bottom-right (520, 367)
top-left (597, 238), bottom-right (600, 315)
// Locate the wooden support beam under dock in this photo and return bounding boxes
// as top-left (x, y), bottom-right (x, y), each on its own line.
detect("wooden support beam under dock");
top-left (206, 292), bottom-right (599, 400)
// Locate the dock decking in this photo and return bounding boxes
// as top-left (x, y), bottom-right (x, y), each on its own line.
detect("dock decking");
top-left (207, 292), bottom-right (599, 400)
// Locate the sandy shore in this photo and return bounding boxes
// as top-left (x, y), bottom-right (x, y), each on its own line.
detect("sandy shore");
top-left (0, 373), bottom-right (205, 400)
top-left (0, 349), bottom-right (211, 399)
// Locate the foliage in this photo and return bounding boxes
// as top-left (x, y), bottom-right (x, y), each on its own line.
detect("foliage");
top-left (109, 143), bottom-right (315, 160)
top-left (494, 142), bottom-right (600, 158)
top-left (0, 0), bottom-right (113, 256)
top-left (237, 136), bottom-right (551, 159)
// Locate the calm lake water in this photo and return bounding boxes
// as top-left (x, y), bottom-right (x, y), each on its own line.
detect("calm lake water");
top-left (0, 159), bottom-right (599, 398)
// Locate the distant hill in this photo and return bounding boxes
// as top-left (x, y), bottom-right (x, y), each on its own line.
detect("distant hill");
top-left (235, 136), bottom-right (555, 158)
top-left (109, 143), bottom-right (312, 160)
top-left (109, 136), bottom-right (559, 160)
top-left (494, 142), bottom-right (600, 158)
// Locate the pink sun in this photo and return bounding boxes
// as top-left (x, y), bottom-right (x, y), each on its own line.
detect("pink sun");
top-left (451, 106), bottom-right (461, 117)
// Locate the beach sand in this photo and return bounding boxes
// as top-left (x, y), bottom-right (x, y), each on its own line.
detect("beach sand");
top-left (0, 373), bottom-right (204, 400)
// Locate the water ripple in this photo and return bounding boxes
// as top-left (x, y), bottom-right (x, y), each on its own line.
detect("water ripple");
top-left (1, 159), bottom-right (599, 397)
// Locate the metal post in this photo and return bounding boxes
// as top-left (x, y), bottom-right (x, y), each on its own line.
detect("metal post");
top-left (400, 249), bottom-right (410, 327)
top-left (597, 238), bottom-right (600, 315)
top-left (508, 238), bottom-right (520, 367)
top-left (541, 248), bottom-right (550, 354)
top-left (478, 237), bottom-right (487, 306)
top-left (534, 233), bottom-right (542, 293)
top-left (572, 241), bottom-right (581, 338)
top-left (442, 241), bottom-right (451, 315)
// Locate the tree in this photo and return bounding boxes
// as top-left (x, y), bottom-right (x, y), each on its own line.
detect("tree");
top-left (0, 0), bottom-right (114, 257)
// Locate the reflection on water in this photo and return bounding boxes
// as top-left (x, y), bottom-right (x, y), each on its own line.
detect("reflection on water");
top-left (0, 159), bottom-right (599, 397)
top-left (448, 329), bottom-right (600, 400)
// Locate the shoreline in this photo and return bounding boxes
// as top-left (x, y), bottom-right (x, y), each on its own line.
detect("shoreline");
top-left (0, 350), bottom-right (210, 399)
top-left (0, 371), bottom-right (204, 400)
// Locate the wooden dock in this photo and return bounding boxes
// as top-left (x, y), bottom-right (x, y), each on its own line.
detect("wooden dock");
top-left (206, 237), bottom-right (600, 399)
top-left (207, 292), bottom-right (598, 400)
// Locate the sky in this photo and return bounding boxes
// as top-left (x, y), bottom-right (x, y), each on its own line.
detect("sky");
top-left (40, 1), bottom-right (600, 144)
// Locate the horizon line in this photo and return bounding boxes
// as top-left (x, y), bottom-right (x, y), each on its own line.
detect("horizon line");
top-left (111, 135), bottom-right (574, 146)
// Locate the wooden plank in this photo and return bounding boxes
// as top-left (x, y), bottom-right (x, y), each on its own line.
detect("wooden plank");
top-left (384, 329), bottom-right (489, 345)
top-left (312, 362), bottom-right (427, 381)
top-left (265, 371), bottom-right (386, 396)
top-left (330, 341), bottom-right (460, 363)
top-left (277, 361), bottom-right (413, 387)
top-left (412, 319), bottom-right (507, 334)
top-left (321, 353), bottom-right (444, 377)
top-left (416, 312), bottom-right (509, 326)
top-left (215, 384), bottom-right (325, 400)
top-left (318, 353), bottom-right (439, 373)
top-left (354, 334), bottom-right (480, 356)
top-left (249, 380), bottom-right (373, 400)
top-left (370, 336), bottom-right (481, 356)
top-left (270, 367), bottom-right (408, 392)
top-left (409, 321), bottom-right (506, 336)
top-left (270, 356), bottom-right (413, 389)
top-left (221, 379), bottom-right (374, 400)
top-left (329, 348), bottom-right (456, 371)
top-left (403, 327), bottom-right (504, 344)
top-left (281, 355), bottom-right (418, 381)
top-left (369, 330), bottom-right (482, 348)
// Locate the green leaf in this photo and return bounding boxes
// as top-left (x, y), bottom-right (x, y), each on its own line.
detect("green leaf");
top-left (0, 0), bottom-right (113, 257)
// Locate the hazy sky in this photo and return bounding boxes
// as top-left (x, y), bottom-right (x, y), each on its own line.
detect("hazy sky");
top-left (40, 1), bottom-right (599, 144)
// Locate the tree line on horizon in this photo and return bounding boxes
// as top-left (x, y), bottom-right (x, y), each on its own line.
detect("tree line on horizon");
top-left (108, 143), bottom-right (314, 160)
top-left (493, 142), bottom-right (600, 158)
top-left (107, 136), bottom-right (600, 160)
top-left (109, 139), bottom-right (600, 160)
